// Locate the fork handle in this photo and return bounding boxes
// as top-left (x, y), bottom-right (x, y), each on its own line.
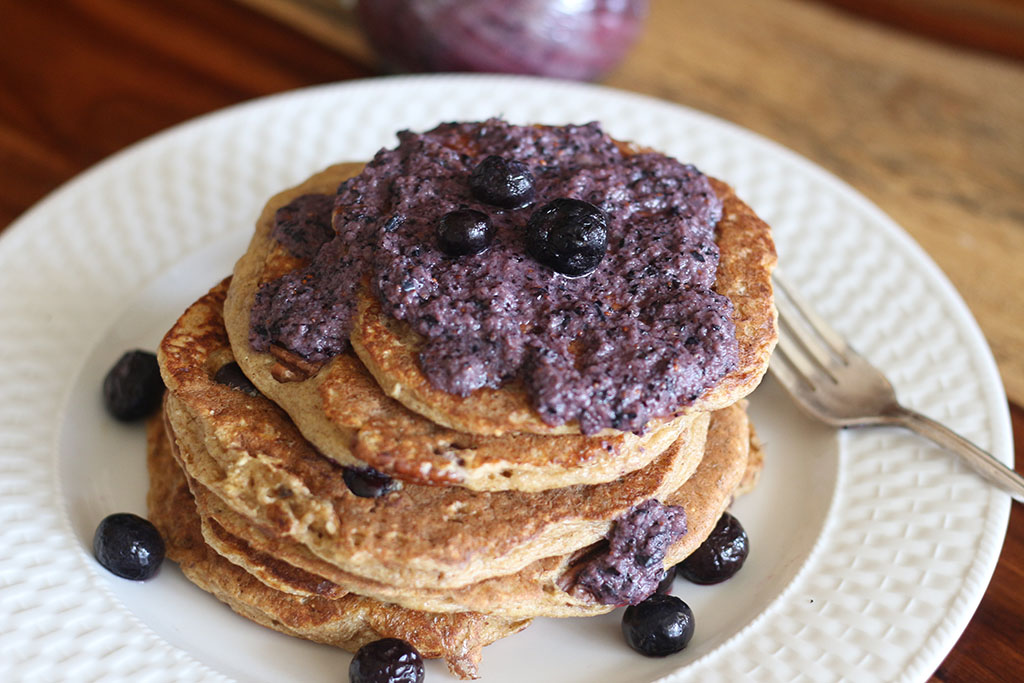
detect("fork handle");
top-left (892, 407), bottom-right (1024, 504)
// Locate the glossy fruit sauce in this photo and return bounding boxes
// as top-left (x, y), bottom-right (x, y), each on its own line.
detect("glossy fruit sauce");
top-left (250, 120), bottom-right (736, 434)
top-left (572, 499), bottom-right (688, 605)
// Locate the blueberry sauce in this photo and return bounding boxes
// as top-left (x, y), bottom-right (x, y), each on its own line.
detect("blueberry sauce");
top-left (250, 120), bottom-right (736, 434)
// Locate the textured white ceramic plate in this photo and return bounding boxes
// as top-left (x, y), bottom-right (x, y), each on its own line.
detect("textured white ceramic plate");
top-left (0, 75), bottom-right (1012, 682)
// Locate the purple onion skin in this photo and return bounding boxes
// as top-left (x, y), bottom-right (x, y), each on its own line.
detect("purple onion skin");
top-left (356, 0), bottom-right (649, 81)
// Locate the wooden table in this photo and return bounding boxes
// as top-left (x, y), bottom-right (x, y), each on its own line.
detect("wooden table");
top-left (1, 0), bottom-right (1020, 680)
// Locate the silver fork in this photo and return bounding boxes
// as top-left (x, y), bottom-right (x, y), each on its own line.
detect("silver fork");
top-left (769, 273), bottom-right (1024, 503)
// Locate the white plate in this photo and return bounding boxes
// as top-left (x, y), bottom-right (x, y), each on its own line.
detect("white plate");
top-left (0, 75), bottom-right (1011, 682)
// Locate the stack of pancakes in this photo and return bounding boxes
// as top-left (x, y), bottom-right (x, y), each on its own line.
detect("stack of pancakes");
top-left (148, 157), bottom-right (777, 678)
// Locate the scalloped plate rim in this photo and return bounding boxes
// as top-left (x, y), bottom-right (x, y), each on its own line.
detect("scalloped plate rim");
top-left (0, 74), bottom-right (1011, 683)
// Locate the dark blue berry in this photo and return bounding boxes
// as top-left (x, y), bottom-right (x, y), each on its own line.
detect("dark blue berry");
top-left (103, 350), bottom-right (164, 421)
top-left (677, 512), bottom-right (748, 585)
top-left (469, 155), bottom-right (535, 209)
top-left (343, 466), bottom-right (398, 498)
top-left (655, 565), bottom-right (676, 595)
top-left (621, 593), bottom-right (695, 657)
top-left (526, 198), bottom-right (608, 277)
top-left (437, 209), bottom-right (495, 256)
top-left (214, 362), bottom-right (260, 397)
top-left (349, 638), bottom-right (424, 683)
top-left (93, 513), bottom-right (166, 581)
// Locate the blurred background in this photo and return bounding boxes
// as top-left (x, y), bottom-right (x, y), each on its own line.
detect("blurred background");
top-left (0, 1), bottom-right (1022, 680)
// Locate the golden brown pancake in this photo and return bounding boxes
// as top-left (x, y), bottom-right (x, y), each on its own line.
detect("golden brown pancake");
top-left (146, 415), bottom-right (529, 680)
top-left (148, 126), bottom-right (772, 677)
top-left (166, 280), bottom-right (712, 589)
top-left (734, 420), bottom-right (764, 499)
top-left (164, 383), bottom-right (707, 589)
top-left (164, 400), bottom-right (752, 619)
top-left (218, 165), bottom-right (695, 490)
top-left (350, 177), bottom-right (777, 436)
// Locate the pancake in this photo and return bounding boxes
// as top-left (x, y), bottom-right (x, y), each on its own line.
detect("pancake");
top-left (146, 415), bottom-right (529, 679)
top-left (166, 401), bottom-right (753, 620)
top-left (351, 177), bottom-right (777, 437)
top-left (165, 385), bottom-right (707, 589)
top-left (146, 122), bottom-right (772, 676)
top-left (734, 420), bottom-right (764, 499)
top-left (168, 279), bottom-right (711, 590)
top-left (216, 167), bottom-right (694, 490)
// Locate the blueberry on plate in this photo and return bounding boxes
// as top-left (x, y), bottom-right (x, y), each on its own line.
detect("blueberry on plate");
top-left (621, 593), bottom-right (695, 657)
top-left (349, 638), bottom-right (424, 683)
top-left (526, 198), bottom-right (608, 277)
top-left (676, 511), bottom-right (748, 585)
top-left (93, 513), bottom-right (166, 581)
top-left (437, 209), bottom-right (495, 256)
top-left (343, 466), bottom-right (398, 498)
top-left (103, 350), bottom-right (164, 421)
top-left (469, 155), bottom-right (535, 209)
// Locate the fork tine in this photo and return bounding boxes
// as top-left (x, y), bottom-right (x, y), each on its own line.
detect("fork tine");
top-left (775, 322), bottom-right (836, 386)
top-left (776, 304), bottom-right (840, 380)
top-left (769, 276), bottom-right (1024, 501)
top-left (773, 273), bottom-right (853, 361)
top-left (769, 341), bottom-right (814, 391)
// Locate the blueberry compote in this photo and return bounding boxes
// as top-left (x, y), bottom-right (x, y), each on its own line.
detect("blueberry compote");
top-left (250, 119), bottom-right (736, 434)
top-left (572, 499), bottom-right (687, 605)
top-left (271, 193), bottom-right (335, 260)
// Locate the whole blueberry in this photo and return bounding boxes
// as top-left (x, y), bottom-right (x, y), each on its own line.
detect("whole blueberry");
top-left (655, 565), bottom-right (677, 595)
top-left (526, 198), bottom-right (608, 277)
top-left (213, 361), bottom-right (260, 397)
top-left (103, 350), bottom-right (164, 421)
top-left (621, 593), bottom-right (695, 657)
top-left (349, 638), bottom-right (424, 683)
top-left (468, 155), bottom-right (535, 209)
top-left (343, 466), bottom-right (398, 498)
top-left (677, 512), bottom-right (748, 585)
top-left (93, 513), bottom-right (166, 581)
top-left (437, 209), bottom-right (495, 256)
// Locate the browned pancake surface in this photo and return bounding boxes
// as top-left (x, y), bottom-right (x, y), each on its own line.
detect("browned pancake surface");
top-left (167, 281), bottom-right (710, 588)
top-left (167, 401), bottom-right (752, 619)
top-left (146, 414), bottom-right (528, 679)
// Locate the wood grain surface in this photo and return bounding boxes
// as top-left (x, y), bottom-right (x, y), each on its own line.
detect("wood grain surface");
top-left (824, 0), bottom-right (1024, 60)
top-left (605, 0), bottom-right (1024, 412)
top-left (0, 0), bottom-right (1020, 681)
